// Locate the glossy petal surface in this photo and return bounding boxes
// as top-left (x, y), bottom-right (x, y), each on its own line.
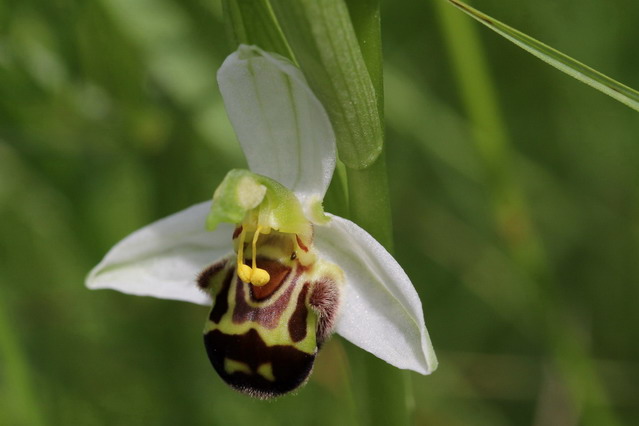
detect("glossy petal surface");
top-left (87, 202), bottom-right (231, 305)
top-left (315, 214), bottom-right (438, 374)
top-left (217, 45), bottom-right (335, 205)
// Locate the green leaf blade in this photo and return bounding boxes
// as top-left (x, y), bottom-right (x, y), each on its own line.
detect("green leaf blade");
top-left (222, 0), bottom-right (292, 60)
top-left (447, 0), bottom-right (639, 112)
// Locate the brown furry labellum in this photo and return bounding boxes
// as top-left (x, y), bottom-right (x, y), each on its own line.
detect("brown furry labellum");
top-left (198, 239), bottom-right (343, 399)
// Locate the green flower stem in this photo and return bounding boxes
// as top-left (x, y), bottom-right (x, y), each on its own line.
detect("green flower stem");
top-left (343, 0), bottom-right (392, 247)
top-left (323, 161), bottom-right (350, 219)
top-left (435, 1), bottom-right (619, 424)
top-left (347, 156), bottom-right (413, 426)
top-left (346, 153), bottom-right (393, 251)
top-left (344, 1), bottom-right (412, 424)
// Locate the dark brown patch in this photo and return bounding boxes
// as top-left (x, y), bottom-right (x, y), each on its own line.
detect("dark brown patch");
top-left (288, 283), bottom-right (309, 342)
top-left (197, 259), bottom-right (229, 290)
top-left (204, 329), bottom-right (315, 399)
top-left (208, 268), bottom-right (234, 324)
top-left (232, 273), bottom-right (297, 329)
top-left (232, 225), bottom-right (243, 240)
top-left (250, 258), bottom-right (291, 300)
top-left (310, 279), bottom-right (341, 347)
top-left (296, 235), bottom-right (309, 252)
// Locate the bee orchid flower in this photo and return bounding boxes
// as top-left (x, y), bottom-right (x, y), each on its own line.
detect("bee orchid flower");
top-left (87, 45), bottom-right (437, 399)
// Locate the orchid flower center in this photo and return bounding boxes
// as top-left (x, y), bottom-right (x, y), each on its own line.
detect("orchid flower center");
top-left (200, 170), bottom-right (347, 399)
top-left (235, 225), bottom-right (268, 286)
top-left (233, 219), bottom-right (316, 287)
top-left (207, 169), bottom-right (318, 288)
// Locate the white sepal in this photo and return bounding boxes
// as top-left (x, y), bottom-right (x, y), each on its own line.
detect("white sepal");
top-left (217, 45), bottom-right (336, 207)
top-left (86, 201), bottom-right (232, 306)
top-left (315, 214), bottom-right (438, 374)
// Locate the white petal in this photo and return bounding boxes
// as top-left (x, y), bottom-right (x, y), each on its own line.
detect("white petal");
top-left (86, 201), bottom-right (233, 305)
top-left (217, 45), bottom-right (336, 205)
top-left (315, 214), bottom-right (438, 374)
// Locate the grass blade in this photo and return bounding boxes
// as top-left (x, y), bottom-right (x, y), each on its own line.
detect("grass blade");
top-left (447, 0), bottom-right (639, 112)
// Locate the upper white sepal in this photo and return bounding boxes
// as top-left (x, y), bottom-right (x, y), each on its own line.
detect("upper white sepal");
top-left (217, 45), bottom-right (336, 207)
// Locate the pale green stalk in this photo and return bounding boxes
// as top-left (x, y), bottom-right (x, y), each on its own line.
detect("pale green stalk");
top-left (343, 0), bottom-right (392, 250)
top-left (345, 147), bottom-right (414, 426)
top-left (435, 1), bottom-right (620, 424)
top-left (344, 1), bottom-right (411, 424)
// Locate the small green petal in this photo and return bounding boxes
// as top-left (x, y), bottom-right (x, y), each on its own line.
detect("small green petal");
top-left (206, 169), bottom-right (266, 230)
top-left (306, 195), bottom-right (330, 225)
top-left (207, 169), bottom-right (310, 235)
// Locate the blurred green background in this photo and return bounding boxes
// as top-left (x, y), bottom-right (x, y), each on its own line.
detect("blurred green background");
top-left (2, 0), bottom-right (639, 424)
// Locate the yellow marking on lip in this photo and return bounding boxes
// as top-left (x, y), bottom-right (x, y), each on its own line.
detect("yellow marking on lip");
top-left (224, 358), bottom-right (252, 375)
top-left (257, 363), bottom-right (275, 381)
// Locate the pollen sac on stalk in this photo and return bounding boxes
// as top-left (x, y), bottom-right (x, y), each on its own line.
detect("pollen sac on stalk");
top-left (197, 228), bottom-right (343, 399)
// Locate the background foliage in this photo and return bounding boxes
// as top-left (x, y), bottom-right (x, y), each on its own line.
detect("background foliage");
top-left (1, 0), bottom-right (638, 424)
